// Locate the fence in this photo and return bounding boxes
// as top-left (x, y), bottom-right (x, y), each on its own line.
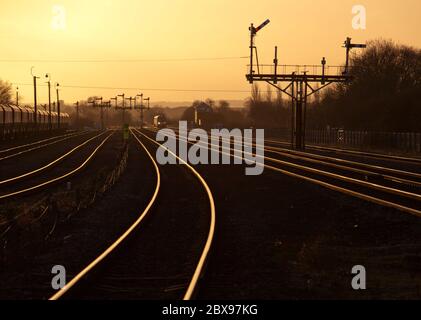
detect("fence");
top-left (268, 128), bottom-right (421, 154)
top-left (306, 129), bottom-right (421, 154)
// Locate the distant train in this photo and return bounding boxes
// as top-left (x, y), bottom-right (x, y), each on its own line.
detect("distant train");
top-left (153, 114), bottom-right (167, 129)
top-left (0, 104), bottom-right (70, 139)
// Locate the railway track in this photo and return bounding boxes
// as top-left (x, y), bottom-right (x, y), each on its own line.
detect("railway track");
top-left (264, 138), bottom-right (421, 166)
top-left (48, 128), bottom-right (215, 300)
top-left (0, 131), bottom-right (78, 154)
top-left (0, 131), bottom-right (90, 162)
top-left (150, 126), bottom-right (420, 217)
top-left (0, 131), bottom-right (109, 187)
top-left (0, 131), bottom-right (114, 201)
top-left (167, 125), bottom-right (421, 168)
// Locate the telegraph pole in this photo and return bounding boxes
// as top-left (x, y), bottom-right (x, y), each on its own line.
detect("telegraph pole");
top-left (45, 74), bottom-right (52, 130)
top-left (104, 100), bottom-right (111, 127)
top-left (97, 97), bottom-right (105, 130)
top-left (56, 83), bottom-right (61, 129)
top-left (74, 101), bottom-right (80, 130)
top-left (125, 96), bottom-right (135, 109)
top-left (110, 96), bottom-right (117, 127)
top-left (89, 97), bottom-right (110, 130)
top-left (31, 67), bottom-right (40, 126)
top-left (143, 97), bottom-right (150, 127)
top-left (135, 94), bottom-right (150, 128)
top-left (117, 93), bottom-right (125, 124)
top-left (16, 86), bottom-right (19, 107)
top-left (110, 96), bottom-right (117, 108)
top-left (135, 93), bottom-right (144, 128)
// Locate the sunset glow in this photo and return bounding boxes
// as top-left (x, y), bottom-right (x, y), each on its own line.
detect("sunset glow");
top-left (0, 0), bottom-right (419, 105)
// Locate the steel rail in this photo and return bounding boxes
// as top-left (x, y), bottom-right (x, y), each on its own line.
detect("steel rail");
top-left (0, 131), bottom-right (90, 162)
top-left (154, 128), bottom-right (420, 217)
top-left (263, 146), bottom-right (421, 188)
top-left (265, 138), bottom-right (421, 164)
top-left (168, 126), bottom-right (421, 181)
top-left (49, 128), bottom-right (160, 300)
top-left (134, 128), bottom-right (216, 300)
top-left (0, 131), bottom-right (109, 186)
top-left (0, 131), bottom-right (80, 154)
top-left (263, 145), bottom-right (421, 182)
top-left (0, 132), bottom-right (114, 200)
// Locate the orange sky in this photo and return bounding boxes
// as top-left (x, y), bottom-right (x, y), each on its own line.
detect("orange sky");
top-left (1, 0), bottom-right (420, 105)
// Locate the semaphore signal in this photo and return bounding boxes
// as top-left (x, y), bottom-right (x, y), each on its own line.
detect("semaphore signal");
top-left (246, 20), bottom-right (366, 150)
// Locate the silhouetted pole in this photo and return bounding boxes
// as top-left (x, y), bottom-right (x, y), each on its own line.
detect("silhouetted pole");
top-left (140, 94), bottom-right (144, 128)
top-left (33, 76), bottom-right (37, 118)
top-left (274, 46), bottom-right (278, 84)
top-left (46, 74), bottom-right (52, 130)
top-left (117, 93), bottom-right (125, 125)
top-left (111, 96), bottom-right (117, 127)
top-left (343, 37), bottom-right (366, 74)
top-left (344, 37), bottom-right (351, 74)
top-left (291, 72), bottom-right (295, 148)
top-left (296, 80), bottom-right (303, 150)
top-left (111, 97), bottom-right (117, 108)
top-left (96, 97), bottom-right (104, 130)
top-left (103, 101), bottom-right (111, 129)
top-left (16, 86), bottom-right (19, 107)
top-left (303, 72), bottom-right (308, 145)
top-left (248, 19), bottom-right (270, 84)
top-left (74, 101), bottom-right (79, 130)
top-left (135, 93), bottom-right (144, 128)
top-left (125, 97), bottom-right (134, 109)
top-left (56, 83), bottom-right (60, 129)
top-left (249, 23), bottom-right (255, 81)
top-left (31, 67), bottom-right (40, 126)
top-left (143, 97), bottom-right (150, 128)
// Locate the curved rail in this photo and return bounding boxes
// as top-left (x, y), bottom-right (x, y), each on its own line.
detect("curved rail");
top-left (134, 128), bottom-right (216, 300)
top-left (0, 131), bottom-right (80, 154)
top-left (0, 131), bottom-right (90, 162)
top-left (0, 132), bottom-right (114, 200)
top-left (159, 128), bottom-right (420, 217)
top-left (49, 128), bottom-right (161, 300)
top-left (0, 131), bottom-right (108, 186)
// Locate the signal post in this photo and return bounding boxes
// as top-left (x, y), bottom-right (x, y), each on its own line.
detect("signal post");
top-left (246, 20), bottom-right (366, 150)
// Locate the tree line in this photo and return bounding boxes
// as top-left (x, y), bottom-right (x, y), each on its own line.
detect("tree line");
top-left (307, 39), bottom-right (421, 132)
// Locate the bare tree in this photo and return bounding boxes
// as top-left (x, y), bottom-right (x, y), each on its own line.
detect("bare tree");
top-left (266, 84), bottom-right (272, 103)
top-left (309, 39), bottom-right (421, 131)
top-left (218, 100), bottom-right (230, 112)
top-left (0, 79), bottom-right (12, 105)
